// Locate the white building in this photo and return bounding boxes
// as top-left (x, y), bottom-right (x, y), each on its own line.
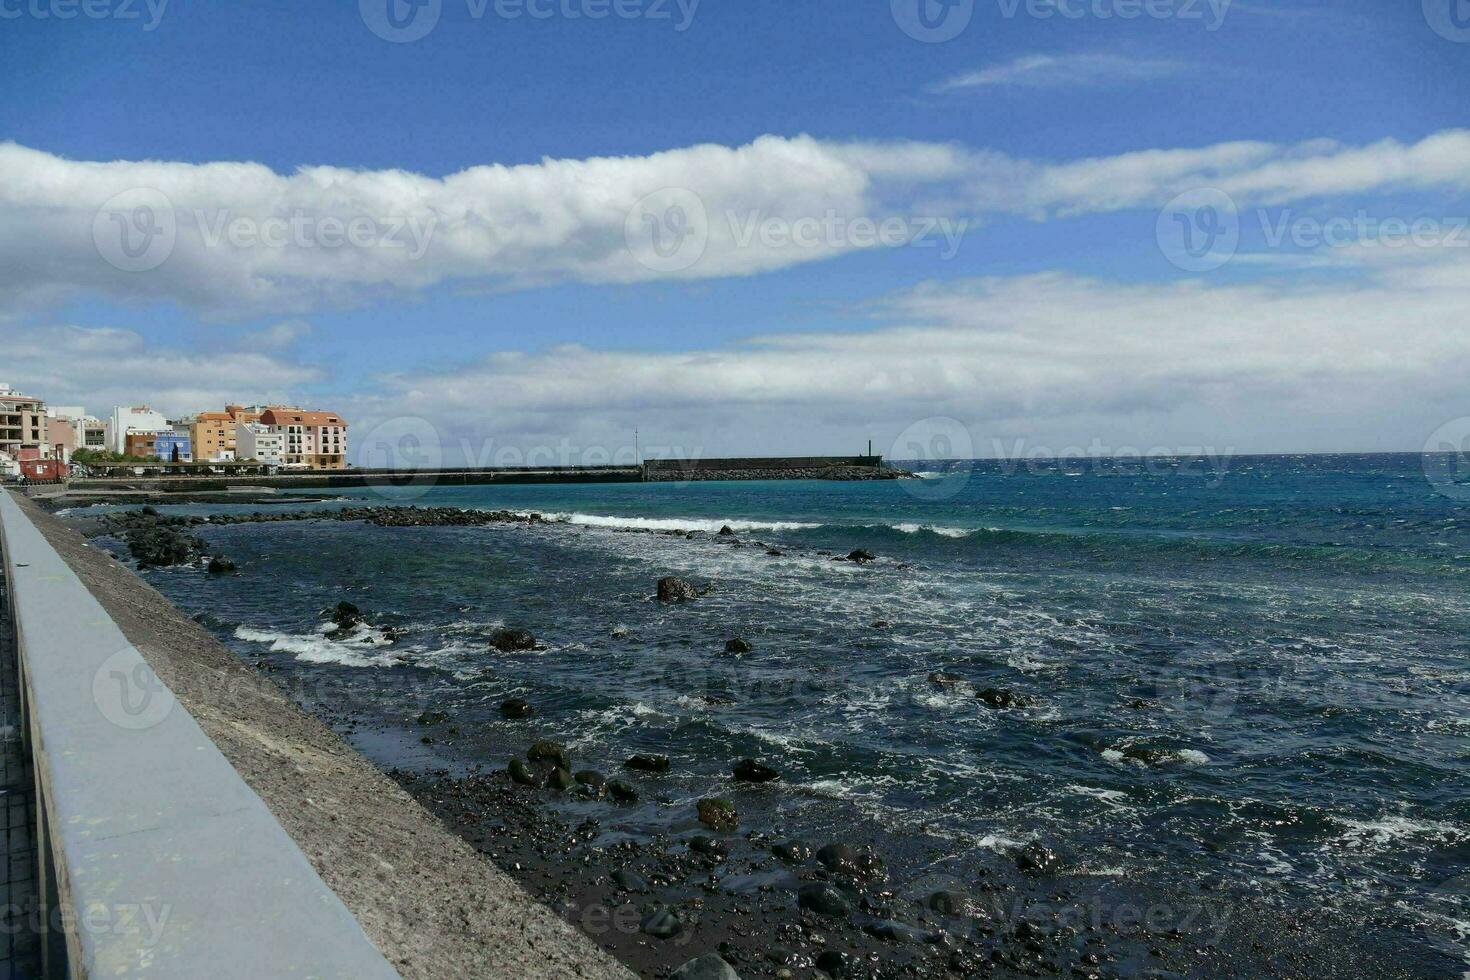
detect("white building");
top-left (237, 422), bottom-right (287, 465)
top-left (108, 405), bottom-right (170, 454)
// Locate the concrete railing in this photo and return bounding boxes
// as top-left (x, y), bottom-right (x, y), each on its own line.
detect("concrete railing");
top-left (0, 490), bottom-right (401, 979)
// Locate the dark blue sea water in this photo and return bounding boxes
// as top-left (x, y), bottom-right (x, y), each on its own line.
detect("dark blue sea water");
top-left (113, 453), bottom-right (1470, 972)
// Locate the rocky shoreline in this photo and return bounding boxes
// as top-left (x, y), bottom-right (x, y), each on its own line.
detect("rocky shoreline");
top-left (69, 503), bottom-right (1445, 979)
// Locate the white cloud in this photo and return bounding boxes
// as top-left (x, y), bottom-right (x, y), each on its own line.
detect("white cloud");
top-left (342, 246), bottom-right (1470, 460)
top-left (2, 323), bottom-right (323, 419)
top-left (2, 130), bottom-right (1468, 315)
top-left (246, 319), bottom-right (313, 349)
top-left (931, 53), bottom-right (1186, 92)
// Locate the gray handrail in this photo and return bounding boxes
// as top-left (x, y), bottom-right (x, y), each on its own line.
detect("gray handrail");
top-left (0, 490), bottom-right (401, 979)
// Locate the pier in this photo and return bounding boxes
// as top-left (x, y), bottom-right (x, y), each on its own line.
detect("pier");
top-left (51, 455), bottom-right (898, 497)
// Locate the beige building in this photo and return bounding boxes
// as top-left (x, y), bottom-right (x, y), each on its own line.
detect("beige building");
top-left (0, 384), bottom-right (46, 458)
top-left (259, 408), bottom-right (348, 469)
top-left (189, 404), bottom-right (264, 462)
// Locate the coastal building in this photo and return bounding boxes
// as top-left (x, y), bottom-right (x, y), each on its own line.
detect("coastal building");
top-left (108, 405), bottom-right (169, 454)
top-left (237, 422), bottom-right (286, 465)
top-left (123, 431), bottom-right (160, 459)
top-left (155, 430), bottom-right (192, 463)
top-left (259, 408), bottom-right (348, 469)
top-left (42, 406), bottom-right (104, 462)
top-left (0, 384), bottom-right (46, 460)
top-left (190, 404), bottom-right (264, 462)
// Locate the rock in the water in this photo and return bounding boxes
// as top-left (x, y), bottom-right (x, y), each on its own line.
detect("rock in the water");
top-left (546, 767), bottom-right (573, 791)
top-left (206, 556), bottom-right (236, 574)
top-left (508, 758), bottom-right (540, 787)
top-left (718, 525), bottom-right (736, 537)
top-left (500, 698), bottom-right (534, 719)
top-left (624, 754), bottom-right (669, 773)
top-left (733, 759), bottom-right (780, 783)
top-left (640, 908), bottom-right (683, 940)
top-left (330, 601), bottom-right (362, 628)
top-left (574, 769), bottom-right (606, 787)
top-left (927, 671), bottom-right (964, 687)
top-left (527, 740), bottom-right (569, 770)
top-left (871, 620), bottom-right (890, 629)
top-left (772, 841), bottom-right (811, 864)
top-left (1015, 841), bottom-right (1058, 874)
top-left (124, 524), bottom-right (205, 568)
top-left (724, 637), bottom-right (753, 654)
top-left (608, 780), bottom-right (639, 803)
top-left (864, 919), bottom-right (927, 944)
top-left (657, 576), bottom-right (699, 602)
top-left (416, 710), bottom-right (449, 726)
top-left (927, 890), bottom-right (975, 916)
top-left (845, 549), bottom-right (877, 564)
top-left (977, 687), bottom-right (1031, 709)
top-left (696, 797), bottom-right (738, 830)
top-left (815, 950), bottom-right (851, 976)
top-left (671, 954), bottom-right (740, 980)
top-left (688, 835), bottom-right (728, 859)
top-left (491, 628), bottom-right (536, 652)
top-left (611, 868), bottom-right (648, 892)
top-left (798, 883), bottom-right (852, 917)
top-left (816, 843), bottom-right (884, 879)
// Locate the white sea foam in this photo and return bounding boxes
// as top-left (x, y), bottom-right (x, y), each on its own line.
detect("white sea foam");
top-left (233, 624), bottom-right (402, 668)
top-left (1101, 747), bottom-right (1212, 768)
top-left (1066, 784), bottom-right (1131, 806)
top-left (1335, 815), bottom-right (1465, 848)
top-left (540, 511), bottom-right (821, 534)
top-left (892, 523), bottom-right (971, 538)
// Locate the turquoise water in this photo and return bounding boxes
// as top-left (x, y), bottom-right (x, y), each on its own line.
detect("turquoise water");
top-left (124, 453), bottom-right (1470, 971)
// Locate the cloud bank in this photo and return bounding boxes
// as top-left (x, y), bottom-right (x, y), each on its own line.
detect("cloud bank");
top-left (2, 129), bottom-right (1468, 314)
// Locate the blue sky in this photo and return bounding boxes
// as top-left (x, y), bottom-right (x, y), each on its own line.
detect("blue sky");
top-left (2, 0), bottom-right (1469, 462)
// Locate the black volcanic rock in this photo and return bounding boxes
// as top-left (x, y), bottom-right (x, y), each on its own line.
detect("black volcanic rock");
top-left (491, 628), bottom-right (536, 652)
top-left (657, 577), bottom-right (699, 602)
top-left (732, 759), bottom-right (780, 783)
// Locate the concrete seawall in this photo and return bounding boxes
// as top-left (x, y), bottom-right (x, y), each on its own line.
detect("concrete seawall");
top-left (58, 455), bottom-right (899, 495)
top-left (0, 490), bottom-right (634, 980)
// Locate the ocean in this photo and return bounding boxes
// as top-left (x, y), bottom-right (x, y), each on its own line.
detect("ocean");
top-left (103, 453), bottom-right (1470, 975)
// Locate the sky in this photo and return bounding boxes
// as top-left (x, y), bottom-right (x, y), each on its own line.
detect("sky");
top-left (2, 0), bottom-right (1469, 466)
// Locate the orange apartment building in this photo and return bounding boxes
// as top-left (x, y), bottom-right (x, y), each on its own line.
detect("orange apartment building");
top-left (189, 404), bottom-right (263, 461)
top-left (258, 408), bottom-right (349, 470)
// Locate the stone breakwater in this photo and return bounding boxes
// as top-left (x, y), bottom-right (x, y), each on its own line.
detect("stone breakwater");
top-left (644, 464), bottom-right (911, 483)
